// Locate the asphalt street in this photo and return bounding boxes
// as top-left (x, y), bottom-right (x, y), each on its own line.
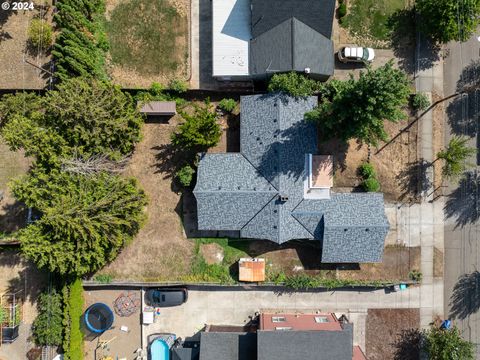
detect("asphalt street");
top-left (443, 32), bottom-right (480, 356)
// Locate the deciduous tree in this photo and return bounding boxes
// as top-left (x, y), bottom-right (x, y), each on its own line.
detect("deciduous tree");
top-left (425, 325), bottom-right (474, 359)
top-left (437, 136), bottom-right (477, 179)
top-left (416, 0), bottom-right (480, 43)
top-left (306, 61), bottom-right (410, 146)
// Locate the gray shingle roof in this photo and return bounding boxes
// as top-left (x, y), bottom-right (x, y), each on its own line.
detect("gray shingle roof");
top-left (257, 327), bottom-right (353, 360)
top-left (251, 0), bottom-right (336, 39)
top-left (293, 193), bottom-right (390, 262)
top-left (193, 94), bottom-right (390, 263)
top-left (250, 18), bottom-right (334, 77)
top-left (199, 332), bottom-right (257, 360)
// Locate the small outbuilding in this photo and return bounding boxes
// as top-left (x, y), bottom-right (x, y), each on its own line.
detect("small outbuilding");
top-left (238, 258), bottom-right (265, 282)
top-left (138, 101), bottom-right (177, 117)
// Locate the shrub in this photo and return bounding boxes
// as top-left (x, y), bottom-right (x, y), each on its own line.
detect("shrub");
top-left (337, 3), bottom-right (347, 18)
top-left (28, 19), bottom-right (53, 51)
top-left (63, 279), bottom-right (84, 360)
top-left (268, 72), bottom-right (322, 97)
top-left (358, 162), bottom-right (376, 179)
top-left (169, 79), bottom-right (188, 93)
top-left (93, 274), bottom-right (113, 284)
top-left (218, 98), bottom-right (237, 113)
top-left (408, 269), bottom-right (423, 282)
top-left (176, 164), bottom-right (195, 187)
top-left (32, 289), bottom-right (63, 346)
top-left (172, 101), bottom-right (221, 151)
top-left (362, 177), bottom-right (381, 192)
top-left (150, 82), bottom-right (165, 96)
top-left (412, 92), bottom-right (430, 112)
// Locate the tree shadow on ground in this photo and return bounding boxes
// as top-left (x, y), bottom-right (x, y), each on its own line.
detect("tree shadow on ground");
top-left (0, 200), bottom-right (28, 233)
top-left (0, 5), bottom-right (13, 43)
top-left (318, 138), bottom-right (349, 172)
top-left (392, 328), bottom-right (423, 360)
top-left (6, 262), bottom-right (47, 308)
top-left (397, 159), bottom-right (432, 201)
top-left (387, 8), bottom-right (441, 74)
top-left (444, 171), bottom-right (479, 228)
top-left (446, 59), bottom-right (480, 137)
top-left (152, 143), bottom-right (195, 177)
top-left (449, 271), bottom-right (480, 320)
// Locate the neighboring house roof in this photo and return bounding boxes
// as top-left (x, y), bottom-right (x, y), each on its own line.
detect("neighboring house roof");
top-left (199, 332), bottom-right (257, 360)
top-left (251, 0), bottom-right (335, 39)
top-left (250, 17), bottom-right (334, 77)
top-left (212, 0), bottom-right (335, 78)
top-left (194, 94), bottom-right (389, 263)
top-left (257, 326), bottom-right (353, 360)
top-left (172, 347), bottom-right (200, 360)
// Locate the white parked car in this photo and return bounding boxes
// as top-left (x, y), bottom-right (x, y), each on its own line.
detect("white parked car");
top-left (338, 47), bottom-right (375, 63)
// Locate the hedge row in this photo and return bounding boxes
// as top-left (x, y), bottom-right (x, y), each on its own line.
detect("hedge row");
top-left (53, 0), bottom-right (108, 81)
top-left (62, 279), bottom-right (84, 360)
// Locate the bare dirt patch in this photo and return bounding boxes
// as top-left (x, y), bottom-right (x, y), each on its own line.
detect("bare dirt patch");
top-left (98, 121), bottom-right (194, 281)
top-left (432, 93), bottom-right (445, 199)
top-left (0, 249), bottom-right (46, 323)
top-left (366, 308), bottom-right (420, 360)
top-left (0, 2), bottom-right (52, 89)
top-left (105, 0), bottom-right (190, 88)
top-left (433, 247), bottom-right (443, 278)
top-left (321, 115), bottom-right (419, 202)
top-left (338, 246), bottom-right (420, 281)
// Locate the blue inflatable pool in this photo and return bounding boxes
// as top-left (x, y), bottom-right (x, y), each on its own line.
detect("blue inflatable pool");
top-left (150, 338), bottom-right (170, 360)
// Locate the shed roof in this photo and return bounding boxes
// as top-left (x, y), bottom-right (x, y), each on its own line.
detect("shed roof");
top-left (239, 258), bottom-right (265, 282)
top-left (138, 101), bottom-right (176, 115)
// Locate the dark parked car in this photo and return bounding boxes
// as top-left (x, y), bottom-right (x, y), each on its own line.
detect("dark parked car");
top-left (145, 288), bottom-right (188, 307)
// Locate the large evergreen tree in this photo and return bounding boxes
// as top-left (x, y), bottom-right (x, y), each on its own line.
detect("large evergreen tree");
top-left (13, 169), bottom-right (147, 276)
top-left (1, 78), bottom-right (142, 165)
top-left (306, 61), bottom-right (410, 146)
top-left (416, 0), bottom-right (480, 43)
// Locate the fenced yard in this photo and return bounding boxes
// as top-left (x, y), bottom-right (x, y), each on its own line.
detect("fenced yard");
top-left (105, 0), bottom-right (190, 88)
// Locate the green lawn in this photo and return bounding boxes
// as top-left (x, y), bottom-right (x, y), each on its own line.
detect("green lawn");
top-left (341, 0), bottom-right (406, 46)
top-left (106, 0), bottom-right (188, 77)
top-left (184, 238), bottom-right (249, 284)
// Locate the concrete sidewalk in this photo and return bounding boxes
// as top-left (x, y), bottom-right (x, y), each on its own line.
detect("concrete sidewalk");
top-left (414, 32), bottom-right (445, 329)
